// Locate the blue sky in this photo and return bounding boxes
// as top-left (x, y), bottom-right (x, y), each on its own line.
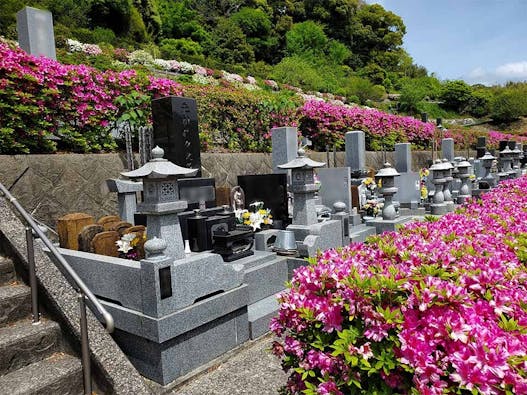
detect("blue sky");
top-left (365, 0), bottom-right (527, 85)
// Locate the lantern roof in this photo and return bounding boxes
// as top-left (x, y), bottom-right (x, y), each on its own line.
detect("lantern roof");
top-left (375, 162), bottom-right (400, 178)
top-left (121, 146), bottom-right (198, 179)
top-left (278, 148), bottom-right (325, 170)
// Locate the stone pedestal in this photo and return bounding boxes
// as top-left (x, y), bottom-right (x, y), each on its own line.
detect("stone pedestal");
top-left (365, 216), bottom-right (414, 234)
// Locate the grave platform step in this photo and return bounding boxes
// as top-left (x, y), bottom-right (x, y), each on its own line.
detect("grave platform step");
top-left (248, 293), bottom-right (281, 339)
top-left (0, 284), bottom-right (31, 326)
top-left (0, 319), bottom-right (61, 375)
top-left (0, 353), bottom-right (82, 395)
top-left (349, 224), bottom-right (377, 244)
top-left (244, 256), bottom-right (288, 305)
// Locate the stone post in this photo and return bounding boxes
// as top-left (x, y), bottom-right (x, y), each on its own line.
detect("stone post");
top-left (456, 160), bottom-right (472, 204)
top-left (345, 131), bottom-right (367, 180)
top-left (106, 179), bottom-right (143, 225)
top-left (394, 143), bottom-right (412, 173)
top-left (272, 127), bottom-right (298, 175)
top-left (441, 138), bottom-right (455, 162)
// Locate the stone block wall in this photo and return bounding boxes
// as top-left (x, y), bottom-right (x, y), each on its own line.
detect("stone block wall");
top-left (0, 150), bottom-right (473, 228)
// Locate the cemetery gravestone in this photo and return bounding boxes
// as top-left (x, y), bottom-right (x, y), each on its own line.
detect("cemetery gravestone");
top-left (238, 174), bottom-right (288, 225)
top-left (16, 6), bottom-right (57, 60)
top-left (272, 127), bottom-right (298, 176)
top-left (394, 143), bottom-right (421, 209)
top-left (442, 138), bottom-right (455, 162)
top-left (317, 168), bottom-right (352, 213)
top-left (345, 131), bottom-right (367, 179)
top-left (152, 96), bottom-right (201, 176)
top-left (57, 212), bottom-right (94, 250)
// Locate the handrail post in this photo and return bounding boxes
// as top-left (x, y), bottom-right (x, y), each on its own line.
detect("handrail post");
top-left (79, 293), bottom-right (92, 395)
top-left (25, 227), bottom-right (40, 325)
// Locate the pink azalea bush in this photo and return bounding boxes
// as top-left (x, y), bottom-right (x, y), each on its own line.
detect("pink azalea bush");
top-left (299, 100), bottom-right (435, 149)
top-left (272, 177), bottom-right (527, 395)
top-left (0, 40), bottom-right (181, 153)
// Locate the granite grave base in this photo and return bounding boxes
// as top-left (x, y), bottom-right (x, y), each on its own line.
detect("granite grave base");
top-left (365, 216), bottom-right (415, 234)
top-left (287, 220), bottom-right (343, 258)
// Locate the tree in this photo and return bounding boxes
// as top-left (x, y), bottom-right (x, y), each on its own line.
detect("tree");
top-left (206, 18), bottom-right (255, 67)
top-left (285, 21), bottom-right (328, 58)
top-left (230, 7), bottom-right (277, 62)
top-left (348, 4), bottom-right (406, 70)
top-left (440, 80), bottom-right (473, 113)
top-left (491, 89), bottom-right (527, 123)
top-left (132, 0), bottom-right (161, 40)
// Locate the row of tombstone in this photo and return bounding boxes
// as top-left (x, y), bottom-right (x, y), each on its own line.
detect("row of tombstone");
top-left (57, 213), bottom-right (146, 258)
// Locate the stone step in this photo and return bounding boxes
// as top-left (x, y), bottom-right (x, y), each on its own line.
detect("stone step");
top-left (0, 257), bottom-right (15, 285)
top-left (0, 353), bottom-right (83, 395)
top-left (0, 284), bottom-right (31, 326)
top-left (0, 319), bottom-right (61, 375)
top-left (248, 293), bottom-right (281, 340)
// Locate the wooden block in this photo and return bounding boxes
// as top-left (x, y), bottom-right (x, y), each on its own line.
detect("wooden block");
top-left (57, 213), bottom-right (94, 250)
top-left (110, 221), bottom-right (132, 235)
top-left (97, 215), bottom-right (121, 226)
top-left (90, 231), bottom-right (120, 257)
top-left (123, 225), bottom-right (146, 235)
top-left (216, 187), bottom-right (231, 207)
top-left (78, 224), bottom-right (104, 252)
top-left (351, 185), bottom-right (360, 209)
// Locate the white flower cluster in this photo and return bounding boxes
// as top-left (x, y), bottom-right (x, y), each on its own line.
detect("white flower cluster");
top-left (222, 71), bottom-right (244, 84)
top-left (128, 50), bottom-right (154, 65)
top-left (191, 74), bottom-right (218, 86)
top-left (66, 39), bottom-right (102, 56)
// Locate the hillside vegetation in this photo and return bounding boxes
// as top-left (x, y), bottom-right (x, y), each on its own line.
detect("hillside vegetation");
top-left (2, 0), bottom-right (527, 127)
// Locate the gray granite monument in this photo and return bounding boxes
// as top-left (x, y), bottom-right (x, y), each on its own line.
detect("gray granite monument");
top-left (16, 6), bottom-right (57, 60)
top-left (106, 179), bottom-right (143, 225)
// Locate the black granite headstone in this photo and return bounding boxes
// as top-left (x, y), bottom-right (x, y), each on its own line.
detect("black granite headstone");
top-left (178, 178), bottom-right (216, 210)
top-left (238, 174), bottom-right (289, 227)
top-left (152, 96), bottom-right (201, 176)
top-left (476, 136), bottom-right (486, 159)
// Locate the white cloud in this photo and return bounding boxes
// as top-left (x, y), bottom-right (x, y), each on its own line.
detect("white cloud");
top-left (496, 61), bottom-right (527, 78)
top-left (463, 61), bottom-right (527, 85)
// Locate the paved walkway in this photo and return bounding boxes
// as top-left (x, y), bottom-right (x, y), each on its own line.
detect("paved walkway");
top-left (172, 335), bottom-right (287, 395)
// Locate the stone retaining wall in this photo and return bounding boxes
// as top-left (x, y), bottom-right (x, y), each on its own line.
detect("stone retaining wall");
top-left (0, 150), bottom-right (473, 228)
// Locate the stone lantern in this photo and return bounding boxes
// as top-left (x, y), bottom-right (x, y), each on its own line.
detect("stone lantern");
top-left (375, 163), bottom-right (399, 220)
top-left (456, 159), bottom-right (472, 204)
top-left (429, 159), bottom-right (449, 215)
top-left (480, 151), bottom-right (496, 188)
top-left (498, 145), bottom-right (513, 181)
top-left (278, 148), bottom-right (325, 226)
top-left (511, 142), bottom-right (522, 178)
top-left (121, 146), bottom-right (198, 260)
top-left (442, 159), bottom-right (455, 212)
top-left (278, 148), bottom-right (343, 257)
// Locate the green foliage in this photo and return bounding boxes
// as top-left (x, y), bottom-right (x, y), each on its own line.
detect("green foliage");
top-left (286, 21), bottom-right (328, 58)
top-left (491, 88), bottom-right (527, 123)
top-left (345, 76), bottom-right (386, 104)
top-left (206, 18), bottom-right (255, 67)
top-left (87, 0), bottom-right (132, 35)
top-left (440, 80), bottom-right (474, 113)
top-left (159, 38), bottom-right (203, 60)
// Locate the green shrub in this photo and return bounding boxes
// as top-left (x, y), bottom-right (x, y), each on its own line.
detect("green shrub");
top-left (491, 89), bottom-right (527, 123)
top-left (159, 38), bottom-right (203, 60)
top-left (440, 80), bottom-right (473, 113)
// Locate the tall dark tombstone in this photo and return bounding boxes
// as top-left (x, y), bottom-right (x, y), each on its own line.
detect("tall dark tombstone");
top-left (152, 96), bottom-right (202, 176)
top-left (476, 136), bottom-right (487, 159)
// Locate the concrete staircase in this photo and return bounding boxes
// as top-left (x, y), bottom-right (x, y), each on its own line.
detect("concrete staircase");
top-left (0, 253), bottom-right (83, 395)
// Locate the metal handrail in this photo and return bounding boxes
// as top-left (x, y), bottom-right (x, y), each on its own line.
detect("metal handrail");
top-left (0, 181), bottom-right (114, 395)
